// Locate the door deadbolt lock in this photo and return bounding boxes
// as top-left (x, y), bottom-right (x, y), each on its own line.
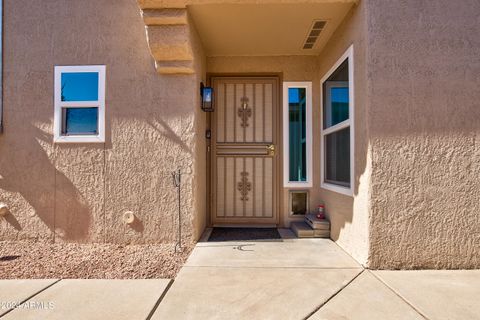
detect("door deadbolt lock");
top-left (266, 144), bottom-right (275, 156)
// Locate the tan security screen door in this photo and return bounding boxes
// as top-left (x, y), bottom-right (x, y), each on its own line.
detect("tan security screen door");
top-left (211, 77), bottom-right (279, 225)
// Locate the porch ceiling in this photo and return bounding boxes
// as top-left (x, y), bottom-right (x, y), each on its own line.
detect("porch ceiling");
top-left (188, 1), bottom-right (356, 57)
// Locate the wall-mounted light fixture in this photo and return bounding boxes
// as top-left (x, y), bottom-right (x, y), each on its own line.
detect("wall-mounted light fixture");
top-left (200, 82), bottom-right (214, 112)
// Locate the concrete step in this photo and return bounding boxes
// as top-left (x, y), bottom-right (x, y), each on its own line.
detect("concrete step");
top-left (291, 222), bottom-right (330, 238)
top-left (305, 214), bottom-right (330, 230)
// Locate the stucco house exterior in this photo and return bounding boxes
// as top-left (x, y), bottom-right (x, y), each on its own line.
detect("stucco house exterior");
top-left (0, 0), bottom-right (478, 269)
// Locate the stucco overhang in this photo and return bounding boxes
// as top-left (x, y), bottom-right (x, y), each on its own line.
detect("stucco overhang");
top-left (188, 2), bottom-right (356, 56)
top-left (137, 0), bottom-right (357, 73)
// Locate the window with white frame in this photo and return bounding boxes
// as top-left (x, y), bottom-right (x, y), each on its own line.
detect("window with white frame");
top-left (283, 82), bottom-right (312, 188)
top-left (54, 65), bottom-right (106, 143)
top-left (321, 46), bottom-right (354, 196)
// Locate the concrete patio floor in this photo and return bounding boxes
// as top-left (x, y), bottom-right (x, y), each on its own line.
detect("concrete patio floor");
top-left (152, 229), bottom-right (480, 320)
top-left (1, 229), bottom-right (479, 319)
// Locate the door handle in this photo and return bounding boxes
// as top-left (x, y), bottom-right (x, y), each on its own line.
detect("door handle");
top-left (266, 144), bottom-right (275, 156)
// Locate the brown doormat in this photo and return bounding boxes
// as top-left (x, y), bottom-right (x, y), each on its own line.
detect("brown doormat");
top-left (208, 228), bottom-right (281, 242)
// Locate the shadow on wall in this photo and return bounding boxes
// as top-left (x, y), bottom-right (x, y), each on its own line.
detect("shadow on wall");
top-left (0, 0), bottom-right (202, 244)
top-left (129, 218), bottom-right (144, 233)
top-left (0, 125), bottom-right (92, 242)
top-left (146, 118), bottom-right (193, 156)
top-left (3, 212), bottom-right (21, 231)
top-left (326, 141), bottom-right (369, 242)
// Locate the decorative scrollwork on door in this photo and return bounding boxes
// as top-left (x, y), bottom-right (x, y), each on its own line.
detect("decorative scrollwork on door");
top-left (237, 97), bottom-right (252, 128)
top-left (237, 171), bottom-right (252, 201)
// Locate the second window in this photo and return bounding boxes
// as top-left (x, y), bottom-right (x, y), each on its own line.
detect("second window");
top-left (283, 82), bottom-right (312, 188)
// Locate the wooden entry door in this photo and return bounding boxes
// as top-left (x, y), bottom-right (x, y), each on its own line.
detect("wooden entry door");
top-left (211, 77), bottom-right (279, 225)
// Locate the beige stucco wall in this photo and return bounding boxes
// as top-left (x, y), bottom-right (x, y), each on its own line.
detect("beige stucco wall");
top-left (1, 0), bottom-right (477, 270)
top-left (366, 0), bottom-right (480, 269)
top-left (190, 13), bottom-right (208, 241)
top-left (315, 1), bottom-right (370, 265)
top-left (0, 0), bottom-right (206, 244)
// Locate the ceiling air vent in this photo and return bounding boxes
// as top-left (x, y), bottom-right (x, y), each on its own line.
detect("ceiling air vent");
top-left (303, 20), bottom-right (327, 50)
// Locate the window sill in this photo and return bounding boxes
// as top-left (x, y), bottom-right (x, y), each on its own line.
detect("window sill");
top-left (321, 182), bottom-right (353, 197)
top-left (54, 135), bottom-right (105, 143)
top-left (284, 181), bottom-right (312, 188)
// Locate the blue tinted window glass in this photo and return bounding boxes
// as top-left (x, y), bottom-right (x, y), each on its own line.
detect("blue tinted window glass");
top-left (331, 87), bottom-right (349, 125)
top-left (61, 72), bottom-right (99, 101)
top-left (288, 88), bottom-right (300, 104)
top-left (322, 59), bottom-right (349, 129)
top-left (62, 108), bottom-right (98, 135)
top-left (288, 88), bottom-right (307, 182)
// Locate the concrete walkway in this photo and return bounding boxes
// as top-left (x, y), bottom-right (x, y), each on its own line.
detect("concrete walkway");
top-left (0, 279), bottom-right (171, 319)
top-left (1, 230), bottom-right (479, 319)
top-left (151, 229), bottom-right (480, 320)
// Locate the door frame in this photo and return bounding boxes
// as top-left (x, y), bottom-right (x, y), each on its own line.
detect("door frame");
top-left (206, 73), bottom-right (283, 227)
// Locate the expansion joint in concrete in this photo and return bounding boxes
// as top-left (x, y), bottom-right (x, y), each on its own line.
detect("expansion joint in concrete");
top-left (303, 269), bottom-right (365, 320)
top-left (369, 271), bottom-right (430, 320)
top-left (0, 279), bottom-right (62, 318)
top-left (145, 279), bottom-right (174, 320)
top-left (182, 265), bottom-right (363, 270)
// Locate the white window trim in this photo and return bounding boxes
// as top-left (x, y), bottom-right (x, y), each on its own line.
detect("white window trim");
top-left (54, 65), bottom-right (106, 143)
top-left (283, 81), bottom-right (313, 188)
top-left (320, 45), bottom-right (354, 196)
